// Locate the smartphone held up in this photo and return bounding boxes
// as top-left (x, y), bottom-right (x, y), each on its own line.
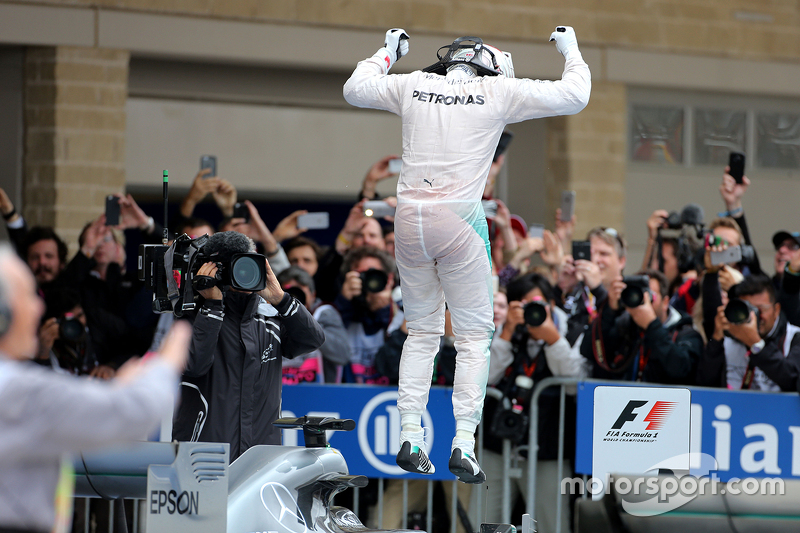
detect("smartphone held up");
top-left (200, 155), bottom-right (217, 178)
top-left (105, 195), bottom-right (120, 226)
top-left (364, 201), bottom-right (395, 219)
top-left (728, 152), bottom-right (745, 184)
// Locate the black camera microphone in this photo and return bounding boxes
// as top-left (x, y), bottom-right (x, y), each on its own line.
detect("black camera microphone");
top-left (680, 203), bottom-right (705, 227)
top-left (203, 231), bottom-right (254, 262)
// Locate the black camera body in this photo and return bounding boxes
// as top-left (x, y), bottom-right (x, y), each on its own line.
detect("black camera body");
top-left (138, 233), bottom-right (267, 317)
top-left (489, 374), bottom-right (535, 444)
top-left (489, 406), bottom-right (529, 444)
top-left (360, 268), bottom-right (388, 294)
top-left (620, 275), bottom-right (651, 308)
top-left (58, 314), bottom-right (85, 343)
top-left (523, 301), bottom-right (549, 327)
top-left (725, 298), bottom-right (760, 325)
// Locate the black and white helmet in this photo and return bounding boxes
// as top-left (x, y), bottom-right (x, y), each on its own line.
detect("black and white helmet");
top-left (423, 36), bottom-right (514, 78)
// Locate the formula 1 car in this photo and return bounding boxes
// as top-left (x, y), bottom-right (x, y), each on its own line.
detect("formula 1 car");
top-left (74, 416), bottom-right (392, 533)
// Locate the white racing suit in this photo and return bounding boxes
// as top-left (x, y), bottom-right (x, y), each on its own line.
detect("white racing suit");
top-left (344, 49), bottom-right (591, 435)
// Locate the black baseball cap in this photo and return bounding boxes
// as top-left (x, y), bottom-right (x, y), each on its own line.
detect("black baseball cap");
top-left (772, 231), bottom-right (800, 249)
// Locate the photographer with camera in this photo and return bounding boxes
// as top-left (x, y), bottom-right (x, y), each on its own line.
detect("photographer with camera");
top-left (483, 272), bottom-right (585, 530)
top-left (641, 206), bottom-right (706, 295)
top-left (34, 288), bottom-right (98, 376)
top-left (699, 274), bottom-right (800, 391)
top-left (334, 246), bottom-right (396, 384)
top-left (581, 269), bottom-right (702, 384)
top-left (172, 231), bottom-right (325, 461)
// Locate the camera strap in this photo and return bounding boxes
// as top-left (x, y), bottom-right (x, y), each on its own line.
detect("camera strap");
top-left (741, 361), bottom-right (755, 390)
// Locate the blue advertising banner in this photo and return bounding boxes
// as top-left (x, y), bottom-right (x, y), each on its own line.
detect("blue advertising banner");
top-left (281, 384), bottom-right (456, 480)
top-left (575, 381), bottom-right (800, 481)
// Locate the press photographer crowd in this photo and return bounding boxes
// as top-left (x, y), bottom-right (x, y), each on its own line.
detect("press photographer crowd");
top-left (2, 140), bottom-right (797, 528)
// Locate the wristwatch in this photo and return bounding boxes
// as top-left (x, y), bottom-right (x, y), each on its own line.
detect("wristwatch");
top-left (749, 340), bottom-right (765, 355)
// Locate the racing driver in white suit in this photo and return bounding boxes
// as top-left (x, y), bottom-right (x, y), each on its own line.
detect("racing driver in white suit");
top-left (343, 27), bottom-right (590, 483)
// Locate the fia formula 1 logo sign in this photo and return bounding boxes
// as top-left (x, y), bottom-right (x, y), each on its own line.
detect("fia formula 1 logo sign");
top-left (604, 400), bottom-right (678, 442)
top-left (357, 391), bottom-right (434, 475)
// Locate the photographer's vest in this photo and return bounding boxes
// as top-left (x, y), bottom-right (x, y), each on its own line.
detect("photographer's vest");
top-left (724, 320), bottom-right (800, 391)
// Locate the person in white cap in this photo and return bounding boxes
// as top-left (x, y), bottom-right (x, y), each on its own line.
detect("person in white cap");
top-left (344, 26), bottom-right (591, 483)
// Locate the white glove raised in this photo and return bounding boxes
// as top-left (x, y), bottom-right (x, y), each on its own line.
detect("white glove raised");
top-left (383, 28), bottom-right (410, 66)
top-left (549, 26), bottom-right (580, 61)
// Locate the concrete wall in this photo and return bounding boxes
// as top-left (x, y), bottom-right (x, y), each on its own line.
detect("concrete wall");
top-left (0, 0), bottom-right (798, 265)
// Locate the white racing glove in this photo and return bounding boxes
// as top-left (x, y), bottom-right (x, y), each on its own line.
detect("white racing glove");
top-left (381, 28), bottom-right (410, 71)
top-left (549, 26), bottom-right (580, 62)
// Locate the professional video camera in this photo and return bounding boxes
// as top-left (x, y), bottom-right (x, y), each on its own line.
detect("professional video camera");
top-left (657, 204), bottom-right (707, 273)
top-left (139, 232), bottom-right (267, 317)
top-left (137, 171), bottom-right (267, 316)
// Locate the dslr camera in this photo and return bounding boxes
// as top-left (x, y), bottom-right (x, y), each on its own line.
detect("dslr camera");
top-left (360, 268), bottom-right (389, 294)
top-left (523, 300), bottom-right (549, 327)
top-left (58, 312), bottom-right (85, 342)
top-left (138, 232), bottom-right (267, 316)
top-left (725, 298), bottom-right (760, 325)
top-left (490, 375), bottom-right (534, 444)
top-left (620, 275), bottom-right (651, 308)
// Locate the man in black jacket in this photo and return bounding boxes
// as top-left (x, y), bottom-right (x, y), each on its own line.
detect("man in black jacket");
top-left (172, 232), bottom-right (325, 461)
top-left (581, 269), bottom-right (702, 384)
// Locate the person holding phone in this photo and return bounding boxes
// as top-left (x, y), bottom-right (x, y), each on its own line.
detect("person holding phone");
top-left (344, 26), bottom-right (590, 482)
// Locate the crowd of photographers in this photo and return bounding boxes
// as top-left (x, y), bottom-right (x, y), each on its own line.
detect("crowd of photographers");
top-left (3, 138), bottom-right (800, 530)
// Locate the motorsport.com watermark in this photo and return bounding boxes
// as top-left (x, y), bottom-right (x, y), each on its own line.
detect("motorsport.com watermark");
top-left (560, 453), bottom-right (786, 517)
top-left (562, 473), bottom-right (784, 498)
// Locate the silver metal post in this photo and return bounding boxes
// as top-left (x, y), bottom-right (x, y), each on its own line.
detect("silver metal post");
top-left (402, 479), bottom-right (408, 529)
top-left (427, 480), bottom-right (433, 533)
top-left (555, 384), bottom-right (566, 533)
top-left (502, 438), bottom-right (512, 523)
top-left (451, 480), bottom-right (458, 533)
top-left (378, 478), bottom-right (384, 528)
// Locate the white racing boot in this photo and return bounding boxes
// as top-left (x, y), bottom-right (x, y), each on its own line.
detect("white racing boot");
top-left (396, 429), bottom-right (435, 474)
top-left (449, 437), bottom-right (485, 484)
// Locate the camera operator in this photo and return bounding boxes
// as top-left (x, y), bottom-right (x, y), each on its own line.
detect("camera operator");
top-left (334, 246), bottom-right (396, 384)
top-left (640, 207), bottom-right (705, 294)
top-left (483, 273), bottom-right (585, 530)
top-left (172, 231), bottom-right (325, 461)
top-left (699, 274), bottom-right (800, 391)
top-left (277, 266), bottom-right (351, 383)
top-left (581, 269), bottom-right (702, 384)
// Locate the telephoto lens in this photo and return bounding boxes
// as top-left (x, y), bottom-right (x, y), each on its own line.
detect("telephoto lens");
top-left (620, 275), bottom-right (650, 308)
top-left (523, 301), bottom-right (549, 326)
top-left (725, 299), bottom-right (759, 325)
top-left (360, 268), bottom-right (389, 293)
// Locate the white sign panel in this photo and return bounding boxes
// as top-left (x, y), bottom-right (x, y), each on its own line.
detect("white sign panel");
top-left (592, 386), bottom-right (691, 499)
